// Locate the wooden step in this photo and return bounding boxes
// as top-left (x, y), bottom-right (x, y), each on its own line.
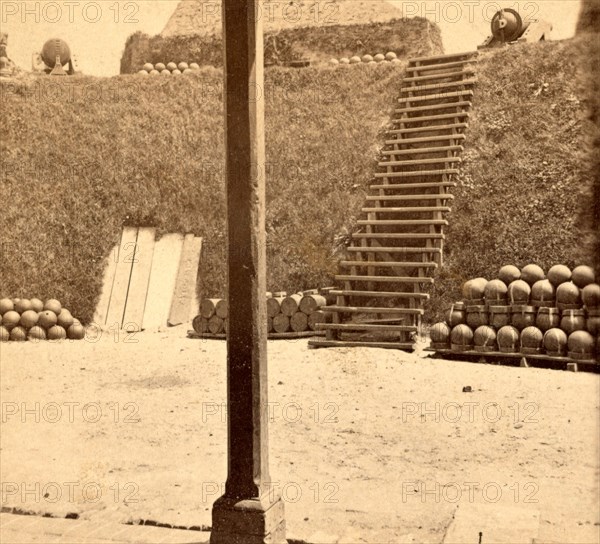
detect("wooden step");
top-left (403, 70), bottom-right (475, 83)
top-left (391, 112), bottom-right (469, 124)
top-left (379, 157), bottom-right (461, 167)
top-left (382, 145), bottom-right (463, 156)
top-left (385, 134), bottom-right (465, 145)
top-left (400, 79), bottom-right (477, 94)
top-left (362, 206), bottom-right (451, 213)
top-left (340, 260), bottom-right (438, 268)
top-left (351, 232), bottom-right (444, 240)
top-left (330, 289), bottom-right (430, 299)
top-left (407, 61), bottom-right (478, 73)
top-left (323, 305), bottom-right (424, 315)
top-left (395, 102), bottom-right (472, 115)
top-left (388, 123), bottom-right (468, 135)
top-left (346, 247), bottom-right (442, 254)
top-left (374, 169), bottom-right (459, 178)
top-left (309, 339), bottom-right (415, 350)
top-left (356, 219), bottom-right (448, 226)
top-left (316, 323), bottom-right (419, 332)
top-left (397, 90), bottom-right (474, 104)
top-left (336, 274), bottom-right (435, 283)
top-left (369, 182), bottom-right (456, 190)
top-left (409, 51), bottom-right (478, 64)
top-left (366, 194), bottom-right (453, 201)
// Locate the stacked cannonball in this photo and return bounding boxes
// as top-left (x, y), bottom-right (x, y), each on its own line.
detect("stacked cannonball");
top-left (430, 264), bottom-right (599, 362)
top-left (0, 298), bottom-right (85, 342)
top-left (193, 288), bottom-right (333, 336)
top-left (329, 51), bottom-right (401, 66)
top-left (137, 62), bottom-right (200, 76)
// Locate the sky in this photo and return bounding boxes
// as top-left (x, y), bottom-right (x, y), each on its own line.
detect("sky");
top-left (0, 0), bottom-right (583, 77)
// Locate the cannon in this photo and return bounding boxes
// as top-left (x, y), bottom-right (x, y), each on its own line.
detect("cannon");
top-left (478, 8), bottom-right (552, 49)
top-left (33, 38), bottom-right (77, 75)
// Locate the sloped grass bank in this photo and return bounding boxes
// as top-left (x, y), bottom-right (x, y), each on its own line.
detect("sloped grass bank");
top-left (0, 64), bottom-right (402, 322)
top-left (427, 38), bottom-right (598, 321)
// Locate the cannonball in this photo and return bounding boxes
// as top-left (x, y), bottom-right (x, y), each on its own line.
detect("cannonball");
top-left (520, 326), bottom-right (543, 349)
top-left (0, 326), bottom-right (9, 342)
top-left (0, 298), bottom-right (14, 315)
top-left (143, 62), bottom-right (154, 72)
top-left (10, 326), bottom-right (27, 342)
top-left (167, 62), bottom-right (178, 71)
top-left (462, 278), bottom-right (487, 300)
top-left (329, 58), bottom-right (339, 65)
top-left (568, 330), bottom-right (595, 354)
top-left (44, 299), bottom-right (62, 314)
top-left (521, 264), bottom-right (545, 286)
top-left (189, 62), bottom-right (200, 70)
top-left (374, 53), bottom-right (386, 62)
top-left (28, 326), bottom-right (47, 342)
top-left (582, 283), bottom-right (600, 308)
top-left (161, 69), bottom-right (171, 75)
top-left (12, 298), bottom-right (20, 304)
top-left (182, 68), bottom-right (193, 74)
top-left (484, 279), bottom-right (508, 301)
top-left (498, 265), bottom-right (521, 285)
top-left (547, 264), bottom-right (571, 287)
top-left (531, 279), bottom-right (555, 303)
top-left (57, 309), bottom-right (74, 329)
top-left (507, 280), bottom-right (531, 304)
top-left (349, 56), bottom-right (361, 64)
top-left (473, 325), bottom-right (497, 348)
top-left (15, 299), bottom-right (32, 313)
top-left (155, 62), bottom-right (166, 71)
top-left (497, 325), bottom-right (520, 350)
top-left (67, 323), bottom-right (85, 340)
top-left (385, 51), bottom-right (398, 60)
top-left (450, 324), bottom-right (474, 346)
top-left (149, 70), bottom-right (160, 75)
top-left (20, 310), bottom-right (39, 329)
top-left (361, 54), bottom-right (373, 63)
top-left (543, 327), bottom-right (568, 353)
top-left (138, 70), bottom-right (149, 75)
top-left (30, 298), bottom-right (44, 312)
top-left (430, 322), bottom-right (451, 343)
top-left (38, 310), bottom-right (58, 329)
top-left (572, 265), bottom-right (596, 288)
top-left (47, 325), bottom-right (67, 341)
top-left (172, 69), bottom-right (182, 75)
top-left (178, 62), bottom-right (189, 71)
top-left (2, 311), bottom-right (20, 331)
top-left (391, 58), bottom-right (402, 64)
top-left (556, 281), bottom-right (581, 306)
top-left (339, 57), bottom-right (350, 64)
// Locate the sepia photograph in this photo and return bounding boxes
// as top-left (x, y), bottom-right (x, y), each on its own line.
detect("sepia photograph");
top-left (0, 1), bottom-right (599, 543)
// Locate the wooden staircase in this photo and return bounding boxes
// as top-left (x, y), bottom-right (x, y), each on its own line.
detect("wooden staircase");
top-left (309, 51), bottom-right (478, 351)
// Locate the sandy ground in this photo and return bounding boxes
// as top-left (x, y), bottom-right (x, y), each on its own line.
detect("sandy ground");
top-left (0, 327), bottom-right (599, 544)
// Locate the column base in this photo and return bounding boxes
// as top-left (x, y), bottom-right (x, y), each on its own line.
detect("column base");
top-left (210, 493), bottom-right (286, 544)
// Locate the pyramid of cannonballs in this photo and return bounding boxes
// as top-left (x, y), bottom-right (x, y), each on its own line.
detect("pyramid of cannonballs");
top-left (329, 51), bottom-right (401, 66)
top-left (0, 298), bottom-right (85, 342)
top-left (430, 264), bottom-right (599, 362)
top-left (138, 62), bottom-right (200, 76)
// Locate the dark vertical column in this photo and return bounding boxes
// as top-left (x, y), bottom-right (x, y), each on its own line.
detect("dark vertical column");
top-left (210, 2), bottom-right (286, 543)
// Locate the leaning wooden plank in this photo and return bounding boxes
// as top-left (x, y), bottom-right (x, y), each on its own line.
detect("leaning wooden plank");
top-left (104, 226), bottom-right (138, 330)
top-left (168, 235), bottom-right (203, 326)
top-left (142, 233), bottom-right (185, 330)
top-left (122, 227), bottom-right (156, 331)
top-left (92, 234), bottom-right (121, 327)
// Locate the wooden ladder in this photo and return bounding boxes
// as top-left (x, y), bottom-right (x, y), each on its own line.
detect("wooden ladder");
top-left (309, 51), bottom-right (478, 351)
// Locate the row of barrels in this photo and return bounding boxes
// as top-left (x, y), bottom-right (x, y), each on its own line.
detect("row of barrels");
top-left (192, 288), bottom-right (335, 335)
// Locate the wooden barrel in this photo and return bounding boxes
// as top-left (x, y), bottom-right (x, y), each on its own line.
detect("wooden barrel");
top-left (497, 325), bottom-right (520, 353)
top-left (302, 289), bottom-right (319, 296)
top-left (208, 315), bottom-right (224, 334)
top-left (215, 299), bottom-right (228, 319)
top-left (308, 310), bottom-right (329, 331)
top-left (446, 302), bottom-right (465, 327)
top-left (508, 280), bottom-right (531, 305)
top-left (587, 308), bottom-right (600, 335)
top-left (567, 330), bottom-right (595, 360)
top-left (489, 305), bottom-right (511, 329)
top-left (556, 281), bottom-right (581, 309)
top-left (281, 294), bottom-right (302, 317)
top-left (273, 314), bottom-right (290, 333)
top-left (582, 283), bottom-right (600, 308)
top-left (267, 297), bottom-right (285, 318)
top-left (450, 324), bottom-right (473, 351)
top-left (299, 294), bottom-right (327, 315)
top-left (536, 307), bottom-right (560, 332)
top-left (560, 309), bottom-right (586, 335)
top-left (192, 315), bottom-right (208, 334)
top-left (430, 322), bottom-right (451, 344)
top-left (466, 305), bottom-right (488, 328)
top-left (200, 298), bottom-right (220, 319)
top-left (290, 312), bottom-right (309, 332)
top-left (543, 328), bottom-right (568, 356)
top-left (531, 279), bottom-right (555, 307)
top-left (484, 279), bottom-right (508, 306)
top-left (267, 316), bottom-right (274, 333)
top-left (273, 291), bottom-right (287, 298)
top-left (473, 325), bottom-right (497, 352)
top-left (520, 326), bottom-right (544, 354)
top-left (511, 305), bottom-right (536, 331)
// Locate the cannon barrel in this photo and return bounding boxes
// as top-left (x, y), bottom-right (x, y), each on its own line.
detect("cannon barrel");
top-left (491, 8), bottom-right (531, 43)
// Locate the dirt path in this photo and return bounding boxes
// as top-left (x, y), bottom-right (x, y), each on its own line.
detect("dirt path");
top-left (1, 328), bottom-right (598, 543)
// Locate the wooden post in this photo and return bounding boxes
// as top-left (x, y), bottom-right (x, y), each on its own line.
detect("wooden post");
top-left (210, 1), bottom-right (286, 543)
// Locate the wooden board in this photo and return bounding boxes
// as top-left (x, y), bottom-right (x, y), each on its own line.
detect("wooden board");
top-left (168, 235), bottom-right (203, 326)
top-left (143, 233), bottom-right (185, 330)
top-left (187, 330), bottom-right (325, 340)
top-left (122, 227), bottom-right (156, 331)
top-left (92, 235), bottom-right (121, 327)
top-left (104, 227), bottom-right (138, 329)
